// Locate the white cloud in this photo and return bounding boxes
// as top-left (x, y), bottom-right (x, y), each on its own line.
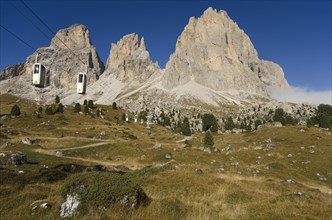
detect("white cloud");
top-left (269, 86), bottom-right (332, 105)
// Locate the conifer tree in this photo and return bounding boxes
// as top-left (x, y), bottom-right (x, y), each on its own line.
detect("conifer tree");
top-left (55, 95), bottom-right (60, 104)
top-left (74, 103), bottom-right (81, 113)
top-left (11, 104), bottom-right (21, 116)
top-left (112, 102), bottom-right (117, 110)
top-left (204, 131), bottom-right (214, 148)
top-left (181, 117), bottom-right (191, 136)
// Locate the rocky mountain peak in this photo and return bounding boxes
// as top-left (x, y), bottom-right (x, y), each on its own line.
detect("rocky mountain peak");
top-left (162, 7), bottom-right (288, 95)
top-left (105, 33), bottom-right (160, 82)
top-left (50, 24), bottom-right (92, 50)
top-left (0, 23), bottom-right (104, 96)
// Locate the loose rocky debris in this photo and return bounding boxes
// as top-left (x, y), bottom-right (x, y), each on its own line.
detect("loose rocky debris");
top-left (31, 200), bottom-right (52, 213)
top-left (293, 191), bottom-right (305, 196)
top-left (160, 160), bottom-right (180, 170)
top-left (245, 167), bottom-right (261, 175)
top-left (316, 173), bottom-right (327, 182)
top-left (153, 143), bottom-right (162, 149)
top-left (286, 179), bottom-right (296, 184)
top-left (40, 203), bottom-right (52, 209)
top-left (204, 147), bottom-right (212, 154)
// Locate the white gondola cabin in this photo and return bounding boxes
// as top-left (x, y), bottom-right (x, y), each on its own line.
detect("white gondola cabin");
top-left (77, 72), bottom-right (87, 94)
top-left (32, 63), bottom-right (46, 87)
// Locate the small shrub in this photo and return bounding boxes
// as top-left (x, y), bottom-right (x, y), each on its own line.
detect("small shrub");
top-left (51, 103), bottom-right (58, 114)
top-left (83, 105), bottom-right (90, 115)
top-left (37, 169), bottom-right (67, 182)
top-left (11, 104), bottom-right (21, 116)
top-left (45, 106), bottom-right (53, 115)
top-left (58, 103), bottom-right (64, 113)
top-left (37, 106), bottom-right (43, 114)
top-left (83, 99), bottom-right (87, 106)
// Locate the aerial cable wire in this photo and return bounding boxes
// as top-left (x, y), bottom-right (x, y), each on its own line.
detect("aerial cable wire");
top-left (0, 24), bottom-right (37, 52)
top-left (9, 2), bottom-right (52, 41)
top-left (20, 0), bottom-right (87, 66)
top-left (16, 0), bottom-right (114, 98)
top-left (0, 25), bottom-right (76, 89)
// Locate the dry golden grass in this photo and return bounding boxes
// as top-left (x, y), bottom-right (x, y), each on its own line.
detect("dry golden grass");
top-left (0, 94), bottom-right (331, 220)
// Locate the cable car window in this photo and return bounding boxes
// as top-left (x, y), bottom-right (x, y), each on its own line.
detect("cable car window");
top-left (34, 65), bottom-right (40, 74)
top-left (78, 74), bottom-right (83, 83)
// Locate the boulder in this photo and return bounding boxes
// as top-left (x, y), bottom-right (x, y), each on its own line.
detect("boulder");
top-left (22, 137), bottom-right (35, 145)
top-left (60, 194), bottom-right (80, 218)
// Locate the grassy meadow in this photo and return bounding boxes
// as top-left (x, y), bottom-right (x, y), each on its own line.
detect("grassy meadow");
top-left (0, 94), bottom-right (331, 219)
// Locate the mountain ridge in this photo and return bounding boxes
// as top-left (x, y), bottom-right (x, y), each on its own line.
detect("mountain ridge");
top-left (1, 7), bottom-right (290, 112)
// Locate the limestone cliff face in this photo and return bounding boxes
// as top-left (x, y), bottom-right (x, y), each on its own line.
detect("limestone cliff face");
top-left (0, 63), bottom-right (24, 80)
top-left (105, 33), bottom-right (160, 82)
top-left (162, 7), bottom-right (288, 95)
top-left (1, 24), bottom-right (104, 89)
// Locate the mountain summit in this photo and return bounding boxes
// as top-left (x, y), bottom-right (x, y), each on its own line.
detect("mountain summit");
top-left (105, 33), bottom-right (160, 83)
top-left (162, 7), bottom-right (288, 95)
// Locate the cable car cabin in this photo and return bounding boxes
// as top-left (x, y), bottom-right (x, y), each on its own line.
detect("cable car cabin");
top-left (32, 63), bottom-right (46, 87)
top-left (77, 72), bottom-right (87, 94)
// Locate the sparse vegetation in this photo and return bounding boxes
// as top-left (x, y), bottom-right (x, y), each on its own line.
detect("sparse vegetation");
top-left (0, 94), bottom-right (331, 220)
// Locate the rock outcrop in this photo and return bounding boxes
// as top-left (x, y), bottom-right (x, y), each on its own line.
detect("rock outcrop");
top-left (1, 24), bottom-right (104, 89)
top-left (162, 7), bottom-right (288, 95)
top-left (105, 33), bottom-right (160, 82)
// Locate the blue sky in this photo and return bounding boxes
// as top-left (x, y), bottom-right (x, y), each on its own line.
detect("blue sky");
top-left (0, 0), bottom-right (331, 91)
